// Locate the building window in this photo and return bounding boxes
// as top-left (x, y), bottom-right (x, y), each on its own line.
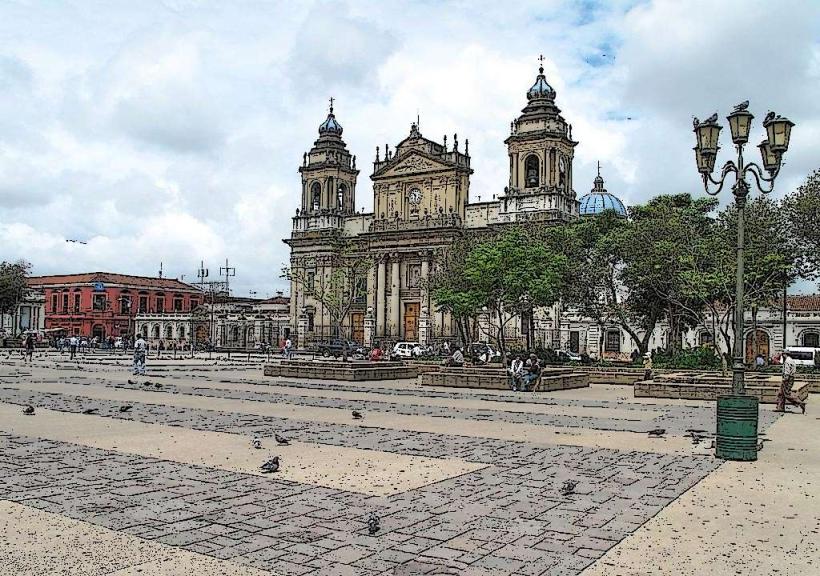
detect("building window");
top-left (231, 326), bottom-right (240, 341)
top-left (407, 264), bottom-right (421, 288)
top-left (338, 183), bottom-right (347, 209)
top-left (190, 298), bottom-right (199, 310)
top-left (141, 325), bottom-right (148, 338)
top-left (156, 298), bottom-right (164, 313)
top-left (803, 332), bottom-right (820, 348)
top-left (699, 331), bottom-right (713, 346)
top-left (62, 293), bottom-right (69, 312)
top-left (605, 330), bottom-right (621, 353)
top-left (73, 293), bottom-right (81, 312)
top-left (138, 296), bottom-right (148, 313)
top-left (51, 294), bottom-right (58, 312)
top-left (120, 295), bottom-right (131, 314)
top-left (307, 312), bottom-right (315, 332)
top-left (92, 294), bottom-right (106, 311)
top-left (173, 295), bottom-right (183, 311)
top-left (306, 271), bottom-right (315, 291)
top-left (165, 325), bottom-right (173, 339)
top-left (525, 155), bottom-right (540, 188)
top-left (311, 182), bottom-right (321, 211)
top-left (354, 276), bottom-right (367, 303)
top-left (178, 326), bottom-right (185, 339)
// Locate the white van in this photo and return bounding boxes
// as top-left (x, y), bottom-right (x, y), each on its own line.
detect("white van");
top-left (392, 342), bottom-right (419, 358)
top-left (786, 347), bottom-right (820, 367)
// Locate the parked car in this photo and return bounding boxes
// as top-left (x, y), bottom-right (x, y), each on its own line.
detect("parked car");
top-left (785, 347), bottom-right (820, 367)
top-left (316, 339), bottom-right (364, 358)
top-left (392, 342), bottom-right (420, 359)
top-left (556, 350), bottom-right (582, 362)
top-left (468, 342), bottom-right (500, 363)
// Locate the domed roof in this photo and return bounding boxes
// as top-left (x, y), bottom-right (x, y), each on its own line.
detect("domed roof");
top-left (318, 102), bottom-right (343, 136)
top-left (578, 164), bottom-right (627, 217)
top-left (527, 64), bottom-right (555, 100)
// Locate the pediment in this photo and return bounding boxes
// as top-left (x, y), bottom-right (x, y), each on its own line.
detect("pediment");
top-left (373, 150), bottom-right (452, 179)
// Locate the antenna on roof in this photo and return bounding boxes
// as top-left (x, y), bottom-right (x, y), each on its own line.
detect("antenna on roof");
top-left (158, 262), bottom-right (163, 279)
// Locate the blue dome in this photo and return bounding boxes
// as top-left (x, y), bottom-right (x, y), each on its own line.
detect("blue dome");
top-left (578, 169), bottom-right (627, 217)
top-left (318, 112), bottom-right (343, 136)
top-left (527, 66), bottom-right (555, 100)
top-left (579, 192), bottom-right (627, 216)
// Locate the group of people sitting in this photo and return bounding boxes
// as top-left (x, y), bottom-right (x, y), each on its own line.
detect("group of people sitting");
top-left (508, 354), bottom-right (542, 392)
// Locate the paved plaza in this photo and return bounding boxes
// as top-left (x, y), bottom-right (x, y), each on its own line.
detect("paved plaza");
top-left (0, 352), bottom-right (817, 575)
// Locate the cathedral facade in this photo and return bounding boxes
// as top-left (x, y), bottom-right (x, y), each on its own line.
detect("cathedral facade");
top-left (284, 63), bottom-right (586, 349)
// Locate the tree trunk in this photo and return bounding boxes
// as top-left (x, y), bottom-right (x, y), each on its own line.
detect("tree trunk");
top-left (496, 307), bottom-right (507, 367)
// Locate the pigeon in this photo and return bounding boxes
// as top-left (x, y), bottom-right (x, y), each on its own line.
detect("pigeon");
top-left (143, 381), bottom-right (152, 386)
top-left (127, 379), bottom-right (136, 385)
top-left (274, 433), bottom-right (290, 446)
top-left (22, 405), bottom-right (35, 416)
top-left (367, 514), bottom-right (380, 535)
top-left (154, 382), bottom-right (162, 389)
top-left (560, 480), bottom-right (578, 496)
top-left (764, 111), bottom-right (776, 123)
top-left (734, 100), bottom-right (749, 112)
top-left (352, 411), bottom-right (364, 420)
top-left (82, 408), bottom-right (98, 415)
top-left (252, 437), bottom-right (262, 449)
top-left (260, 457), bottom-right (280, 474)
top-left (119, 405), bottom-right (132, 413)
top-left (647, 428), bottom-right (666, 437)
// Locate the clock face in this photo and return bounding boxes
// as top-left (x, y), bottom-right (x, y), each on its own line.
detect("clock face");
top-left (408, 189), bottom-right (422, 205)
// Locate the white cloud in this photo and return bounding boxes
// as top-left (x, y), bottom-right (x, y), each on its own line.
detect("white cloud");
top-left (1, 0), bottom-right (819, 296)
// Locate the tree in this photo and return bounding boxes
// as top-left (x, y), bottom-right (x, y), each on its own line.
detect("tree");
top-left (438, 227), bottom-right (566, 365)
top-left (282, 237), bottom-right (371, 360)
top-left (0, 261), bottom-right (31, 330)
top-left (783, 168), bottom-right (820, 279)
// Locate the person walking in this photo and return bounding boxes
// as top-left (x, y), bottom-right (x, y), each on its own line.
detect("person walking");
top-left (133, 334), bottom-right (147, 376)
top-left (642, 352), bottom-right (653, 381)
top-left (23, 334), bottom-right (34, 363)
top-left (776, 351), bottom-right (806, 413)
top-left (69, 335), bottom-right (78, 360)
top-left (284, 337), bottom-right (293, 360)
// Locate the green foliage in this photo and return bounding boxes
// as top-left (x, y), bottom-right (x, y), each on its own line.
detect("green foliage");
top-left (783, 168), bottom-right (820, 278)
top-left (0, 260), bottom-right (31, 316)
top-left (651, 346), bottom-right (722, 369)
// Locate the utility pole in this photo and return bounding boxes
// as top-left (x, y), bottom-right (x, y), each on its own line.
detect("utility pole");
top-left (220, 259), bottom-right (236, 297)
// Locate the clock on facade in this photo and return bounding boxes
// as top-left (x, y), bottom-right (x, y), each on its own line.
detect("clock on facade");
top-left (408, 189), bottom-right (422, 205)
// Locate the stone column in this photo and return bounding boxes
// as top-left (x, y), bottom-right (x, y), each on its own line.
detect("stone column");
top-left (376, 257), bottom-right (386, 338)
top-left (364, 307), bottom-right (375, 348)
top-left (419, 255), bottom-right (430, 345)
top-left (390, 256), bottom-right (400, 337)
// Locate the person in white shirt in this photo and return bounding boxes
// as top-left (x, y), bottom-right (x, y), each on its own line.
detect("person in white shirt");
top-left (776, 351), bottom-right (805, 413)
top-left (69, 336), bottom-right (79, 360)
top-left (284, 338), bottom-right (293, 359)
top-left (412, 344), bottom-right (422, 358)
top-left (509, 355), bottom-right (525, 389)
top-left (133, 334), bottom-right (147, 375)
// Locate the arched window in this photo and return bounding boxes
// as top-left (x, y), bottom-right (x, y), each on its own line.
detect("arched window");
top-left (178, 325), bottom-right (185, 339)
top-left (338, 183), bottom-right (347, 209)
top-left (525, 155), bottom-right (540, 187)
top-left (311, 182), bottom-right (321, 211)
top-left (232, 326), bottom-right (240, 341)
top-left (141, 325), bottom-right (148, 338)
top-left (699, 331), bottom-right (713, 346)
top-left (165, 325), bottom-right (173, 339)
top-left (152, 325), bottom-right (160, 339)
top-left (803, 332), bottom-right (819, 348)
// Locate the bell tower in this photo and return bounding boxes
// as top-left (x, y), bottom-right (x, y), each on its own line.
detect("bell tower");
top-left (498, 56), bottom-right (579, 221)
top-left (298, 99), bottom-right (359, 218)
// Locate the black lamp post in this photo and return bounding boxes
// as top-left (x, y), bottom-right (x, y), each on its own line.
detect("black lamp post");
top-left (693, 102), bottom-right (794, 461)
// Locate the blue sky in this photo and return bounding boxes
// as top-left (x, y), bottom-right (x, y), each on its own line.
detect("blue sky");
top-left (1, 0), bottom-right (819, 295)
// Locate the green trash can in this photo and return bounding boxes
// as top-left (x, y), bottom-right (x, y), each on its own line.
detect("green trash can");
top-left (715, 394), bottom-right (759, 461)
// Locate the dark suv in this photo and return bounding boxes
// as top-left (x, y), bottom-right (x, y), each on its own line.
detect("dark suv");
top-left (315, 339), bottom-right (364, 358)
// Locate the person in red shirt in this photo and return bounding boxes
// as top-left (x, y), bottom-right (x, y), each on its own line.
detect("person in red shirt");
top-left (369, 344), bottom-right (384, 361)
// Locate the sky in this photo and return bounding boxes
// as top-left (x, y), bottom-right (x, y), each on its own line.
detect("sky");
top-left (1, 0), bottom-right (819, 297)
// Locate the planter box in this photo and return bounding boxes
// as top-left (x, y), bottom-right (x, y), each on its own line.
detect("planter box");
top-left (264, 360), bottom-right (418, 381)
top-left (420, 367), bottom-right (589, 391)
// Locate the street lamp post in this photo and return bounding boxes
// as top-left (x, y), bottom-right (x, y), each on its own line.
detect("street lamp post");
top-left (693, 102), bottom-right (794, 461)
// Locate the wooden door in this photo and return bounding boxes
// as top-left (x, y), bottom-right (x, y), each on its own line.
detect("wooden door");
top-left (745, 329), bottom-right (770, 363)
top-left (404, 303), bottom-right (419, 341)
top-left (569, 331), bottom-right (580, 353)
top-left (351, 312), bottom-right (364, 344)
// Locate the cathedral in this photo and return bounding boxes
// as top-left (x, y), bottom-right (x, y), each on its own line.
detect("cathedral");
top-left (284, 60), bottom-right (626, 350)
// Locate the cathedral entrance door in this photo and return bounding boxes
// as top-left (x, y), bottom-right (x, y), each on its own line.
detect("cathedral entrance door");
top-left (351, 312), bottom-right (364, 344)
top-left (404, 303), bottom-right (419, 341)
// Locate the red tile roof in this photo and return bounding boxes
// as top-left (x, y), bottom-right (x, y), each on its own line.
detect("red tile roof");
top-left (261, 296), bottom-right (290, 305)
top-left (27, 272), bottom-right (200, 292)
top-left (787, 295), bottom-right (820, 311)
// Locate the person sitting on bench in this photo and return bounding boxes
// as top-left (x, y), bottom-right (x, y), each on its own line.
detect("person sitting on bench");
top-left (518, 354), bottom-right (541, 391)
top-left (443, 347), bottom-right (464, 367)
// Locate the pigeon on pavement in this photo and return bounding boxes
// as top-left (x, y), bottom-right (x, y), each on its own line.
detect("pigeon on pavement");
top-left (252, 437), bottom-right (262, 449)
top-left (127, 379), bottom-right (136, 385)
top-left (352, 410), bottom-right (364, 420)
top-left (119, 405), bottom-right (132, 413)
top-left (274, 434), bottom-right (290, 445)
top-left (560, 480), bottom-right (578, 496)
top-left (22, 405), bottom-right (35, 416)
top-left (367, 514), bottom-right (380, 535)
top-left (647, 428), bottom-right (666, 437)
top-left (260, 457), bottom-right (280, 473)
top-left (82, 408), bottom-right (98, 415)
top-left (154, 382), bottom-right (162, 389)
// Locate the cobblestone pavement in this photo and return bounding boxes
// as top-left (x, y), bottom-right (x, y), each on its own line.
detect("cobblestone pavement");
top-left (0, 357), bottom-right (768, 575)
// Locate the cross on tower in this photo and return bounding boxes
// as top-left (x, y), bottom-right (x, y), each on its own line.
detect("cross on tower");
top-left (597, 160), bottom-right (601, 177)
top-left (329, 96), bottom-right (334, 114)
top-left (538, 54), bottom-right (545, 73)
